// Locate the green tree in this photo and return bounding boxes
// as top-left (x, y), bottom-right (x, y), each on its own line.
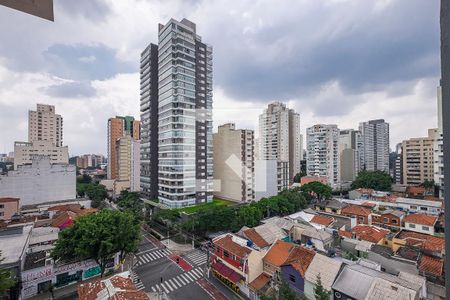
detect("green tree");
top-left (0, 251), bottom-right (15, 296)
top-left (301, 181), bottom-right (332, 201)
top-left (422, 179), bottom-right (435, 193)
top-left (117, 191), bottom-right (144, 221)
top-left (351, 170), bottom-right (392, 191)
top-left (52, 210), bottom-right (140, 277)
top-left (314, 274), bottom-right (330, 300)
top-left (279, 281), bottom-right (302, 300)
top-left (293, 171), bottom-right (307, 183)
top-left (85, 184), bottom-right (108, 208)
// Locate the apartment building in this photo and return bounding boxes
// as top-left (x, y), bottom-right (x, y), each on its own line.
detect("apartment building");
top-left (359, 119), bottom-right (390, 172)
top-left (254, 160), bottom-right (288, 200)
top-left (213, 123), bottom-right (254, 202)
top-left (115, 136), bottom-right (141, 192)
top-left (306, 124), bottom-right (340, 186)
top-left (107, 116), bottom-right (140, 180)
top-left (258, 102), bottom-right (302, 182)
top-left (434, 83), bottom-right (444, 198)
top-left (339, 129), bottom-right (363, 182)
top-left (28, 104), bottom-right (63, 147)
top-left (401, 129), bottom-right (437, 185)
top-left (14, 141), bottom-right (68, 170)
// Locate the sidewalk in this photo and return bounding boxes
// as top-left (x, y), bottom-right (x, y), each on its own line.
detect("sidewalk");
top-left (162, 239), bottom-right (194, 254)
top-left (29, 275), bottom-right (102, 300)
top-left (197, 278), bottom-right (228, 300)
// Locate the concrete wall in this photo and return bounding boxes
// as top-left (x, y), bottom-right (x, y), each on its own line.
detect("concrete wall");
top-left (404, 222), bottom-right (435, 235)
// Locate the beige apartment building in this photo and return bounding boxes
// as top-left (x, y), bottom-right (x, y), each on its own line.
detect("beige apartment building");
top-left (28, 104), bottom-right (63, 147)
top-left (14, 141), bottom-right (68, 169)
top-left (213, 123), bottom-right (255, 202)
top-left (115, 135), bottom-right (140, 192)
top-left (401, 129), bottom-right (438, 185)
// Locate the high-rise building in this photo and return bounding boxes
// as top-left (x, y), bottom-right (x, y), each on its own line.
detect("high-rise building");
top-left (359, 119), bottom-right (390, 172)
top-left (254, 160), bottom-right (288, 201)
top-left (402, 129), bottom-right (437, 185)
top-left (393, 143), bottom-right (403, 184)
top-left (213, 123), bottom-right (254, 203)
top-left (434, 83), bottom-right (444, 198)
top-left (306, 124), bottom-right (340, 186)
top-left (115, 136), bottom-right (141, 192)
top-left (151, 18), bottom-right (213, 208)
top-left (107, 116), bottom-right (140, 180)
top-left (339, 129), bottom-right (363, 182)
top-left (258, 102), bottom-right (302, 182)
top-left (140, 43), bottom-right (159, 200)
top-left (28, 104), bottom-right (63, 147)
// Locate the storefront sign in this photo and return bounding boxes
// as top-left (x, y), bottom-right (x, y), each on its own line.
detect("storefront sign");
top-left (54, 259), bottom-right (96, 275)
top-left (83, 266), bottom-right (101, 279)
top-left (21, 266), bottom-right (53, 283)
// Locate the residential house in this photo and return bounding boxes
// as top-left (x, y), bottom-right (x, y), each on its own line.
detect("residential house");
top-left (341, 205), bottom-right (372, 224)
top-left (348, 188), bottom-right (375, 200)
top-left (419, 255), bottom-right (444, 285)
top-left (395, 197), bottom-right (443, 215)
top-left (372, 209), bottom-right (404, 229)
top-left (240, 228), bottom-right (270, 250)
top-left (314, 199), bottom-right (347, 215)
top-left (0, 197), bottom-right (20, 221)
top-left (304, 254), bottom-right (343, 300)
top-left (309, 215), bottom-right (334, 229)
top-left (280, 247), bottom-right (316, 296)
top-left (300, 228), bottom-right (333, 252)
top-left (262, 240), bottom-right (294, 280)
top-left (332, 264), bottom-right (425, 300)
top-left (392, 230), bottom-right (445, 258)
top-left (367, 244), bottom-right (419, 275)
top-left (249, 273), bottom-right (273, 300)
top-left (339, 225), bottom-right (390, 244)
top-left (403, 214), bottom-right (437, 235)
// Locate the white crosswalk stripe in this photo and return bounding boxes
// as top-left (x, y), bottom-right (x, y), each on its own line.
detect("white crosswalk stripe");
top-left (130, 270), bottom-right (145, 291)
top-left (148, 267), bottom-right (204, 294)
top-left (135, 248), bottom-right (172, 267)
top-left (183, 250), bottom-right (208, 266)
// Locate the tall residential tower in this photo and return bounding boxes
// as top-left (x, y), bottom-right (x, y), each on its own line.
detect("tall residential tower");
top-left (28, 104), bottom-right (63, 147)
top-left (359, 119), bottom-right (390, 172)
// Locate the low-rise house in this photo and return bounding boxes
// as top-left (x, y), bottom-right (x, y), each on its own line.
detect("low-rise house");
top-left (339, 225), bottom-right (390, 244)
top-left (300, 227), bottom-right (333, 252)
top-left (372, 209), bottom-right (404, 229)
top-left (419, 255), bottom-right (444, 285)
top-left (395, 197), bottom-right (443, 215)
top-left (314, 199), bottom-right (347, 214)
top-left (249, 273), bottom-right (273, 300)
top-left (367, 244), bottom-right (419, 275)
top-left (332, 264), bottom-right (425, 300)
top-left (403, 213), bottom-right (437, 235)
top-left (240, 228), bottom-right (270, 250)
top-left (393, 230), bottom-right (445, 258)
top-left (348, 188), bottom-right (375, 200)
top-left (77, 271), bottom-right (149, 300)
top-left (0, 197), bottom-right (20, 221)
top-left (262, 240), bottom-right (294, 280)
top-left (304, 254), bottom-right (343, 300)
top-left (280, 247), bottom-right (316, 296)
top-left (341, 205), bottom-right (372, 225)
top-left (309, 215), bottom-right (334, 229)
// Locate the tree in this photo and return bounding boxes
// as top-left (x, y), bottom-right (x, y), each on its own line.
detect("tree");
top-left (0, 251), bottom-right (15, 296)
top-left (301, 181), bottom-right (332, 201)
top-left (117, 191), bottom-right (144, 221)
top-left (52, 210), bottom-right (140, 277)
top-left (85, 184), bottom-right (108, 208)
top-left (314, 274), bottom-right (330, 300)
top-left (422, 179), bottom-right (435, 193)
top-left (77, 174), bottom-right (92, 184)
top-left (279, 281), bottom-right (302, 300)
top-left (351, 170), bottom-right (392, 191)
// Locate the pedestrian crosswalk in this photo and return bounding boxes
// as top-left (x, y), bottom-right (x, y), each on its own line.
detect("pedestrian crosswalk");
top-left (183, 249), bottom-right (208, 266)
top-left (135, 248), bottom-right (172, 267)
top-left (130, 270), bottom-right (145, 291)
top-left (149, 267), bottom-right (205, 294)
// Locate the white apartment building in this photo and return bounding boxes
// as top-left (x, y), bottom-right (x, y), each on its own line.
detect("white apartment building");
top-left (0, 156), bottom-right (76, 206)
top-left (339, 129), bottom-right (363, 182)
top-left (306, 124), bottom-right (340, 187)
top-left (434, 83), bottom-right (444, 198)
top-left (359, 119), bottom-right (390, 172)
top-left (254, 160), bottom-right (288, 201)
top-left (213, 123), bottom-right (254, 202)
top-left (28, 104), bottom-right (63, 147)
top-left (258, 102), bottom-right (302, 182)
top-left (14, 141), bottom-right (68, 170)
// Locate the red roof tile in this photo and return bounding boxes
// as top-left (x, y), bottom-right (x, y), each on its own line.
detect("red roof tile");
top-left (310, 215), bottom-right (334, 227)
top-left (283, 247), bottom-right (316, 277)
top-left (396, 231), bottom-right (445, 253)
top-left (338, 230), bottom-right (352, 239)
top-left (404, 214), bottom-right (437, 226)
top-left (419, 255), bottom-right (444, 277)
top-left (214, 234), bottom-right (252, 258)
top-left (264, 240), bottom-right (295, 267)
top-left (350, 225), bottom-right (390, 243)
top-left (244, 228), bottom-right (270, 248)
top-left (361, 202), bottom-right (376, 208)
top-left (341, 205), bottom-right (371, 217)
top-left (249, 273), bottom-right (271, 291)
top-left (48, 203), bottom-right (82, 213)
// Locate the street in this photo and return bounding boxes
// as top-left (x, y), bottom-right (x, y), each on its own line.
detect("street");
top-left (132, 229), bottom-right (241, 300)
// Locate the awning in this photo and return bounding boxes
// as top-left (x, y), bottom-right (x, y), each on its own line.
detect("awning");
top-left (212, 260), bottom-right (242, 284)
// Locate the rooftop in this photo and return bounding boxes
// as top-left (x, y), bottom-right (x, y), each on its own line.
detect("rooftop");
top-left (282, 246), bottom-right (316, 277)
top-left (395, 197), bottom-right (442, 208)
top-left (310, 215), bottom-right (334, 227)
top-left (243, 228), bottom-right (270, 248)
top-left (249, 273), bottom-right (271, 291)
top-left (304, 254), bottom-right (342, 290)
top-left (341, 205), bottom-right (372, 217)
top-left (0, 197), bottom-right (19, 203)
top-left (403, 214), bottom-right (437, 226)
top-left (0, 225), bottom-right (32, 266)
top-left (350, 225), bottom-right (390, 243)
top-left (419, 255), bottom-right (444, 277)
top-left (263, 240), bottom-right (294, 267)
top-left (213, 234), bottom-right (252, 258)
top-left (395, 230), bottom-right (445, 253)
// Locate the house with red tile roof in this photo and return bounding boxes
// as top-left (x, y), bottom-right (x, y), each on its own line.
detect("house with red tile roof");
top-left (394, 230), bottom-right (445, 257)
top-left (339, 225), bottom-right (390, 244)
top-left (310, 215), bottom-right (334, 228)
top-left (280, 247), bottom-right (316, 296)
top-left (341, 205), bottom-right (372, 225)
top-left (241, 228), bottom-right (270, 249)
top-left (403, 214), bottom-right (437, 235)
top-left (372, 209), bottom-right (404, 229)
top-left (262, 240), bottom-right (295, 277)
top-left (419, 255), bottom-right (444, 285)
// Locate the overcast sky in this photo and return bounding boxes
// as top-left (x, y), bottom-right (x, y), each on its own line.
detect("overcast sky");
top-left (0, 0), bottom-right (441, 156)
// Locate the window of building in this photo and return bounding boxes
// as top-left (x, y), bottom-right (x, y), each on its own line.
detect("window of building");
top-left (383, 217), bottom-right (388, 223)
top-left (0, 212), bottom-right (3, 216)
top-left (409, 224), bottom-right (416, 228)
top-left (223, 250), bottom-right (229, 258)
top-left (420, 207), bottom-right (428, 211)
top-left (391, 219), bottom-right (397, 224)
top-left (422, 226), bottom-right (429, 231)
top-left (0, 204), bottom-right (4, 209)
top-left (289, 274), bottom-right (296, 283)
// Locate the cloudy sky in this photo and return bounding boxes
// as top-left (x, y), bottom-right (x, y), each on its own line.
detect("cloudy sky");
top-left (0, 0), bottom-right (441, 156)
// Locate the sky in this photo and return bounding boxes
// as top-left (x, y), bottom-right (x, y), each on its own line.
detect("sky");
top-left (0, 0), bottom-right (441, 156)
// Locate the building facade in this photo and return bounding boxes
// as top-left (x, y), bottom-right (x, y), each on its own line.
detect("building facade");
top-left (0, 156), bottom-right (76, 206)
top-left (359, 119), bottom-right (390, 172)
top-left (434, 83), bottom-right (444, 198)
top-left (306, 124), bottom-right (340, 186)
top-left (258, 102), bottom-right (302, 182)
top-left (0, 197), bottom-right (19, 221)
top-left (28, 104), bottom-right (63, 147)
top-left (107, 116), bottom-right (140, 180)
top-left (14, 141), bottom-right (68, 170)
top-left (401, 129), bottom-right (437, 185)
top-left (140, 43), bottom-right (159, 200)
top-left (254, 160), bottom-right (288, 201)
top-left (339, 129), bottom-right (363, 182)
top-left (115, 136), bottom-right (141, 192)
top-left (155, 18), bottom-right (213, 208)
top-left (213, 123), bottom-right (254, 202)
